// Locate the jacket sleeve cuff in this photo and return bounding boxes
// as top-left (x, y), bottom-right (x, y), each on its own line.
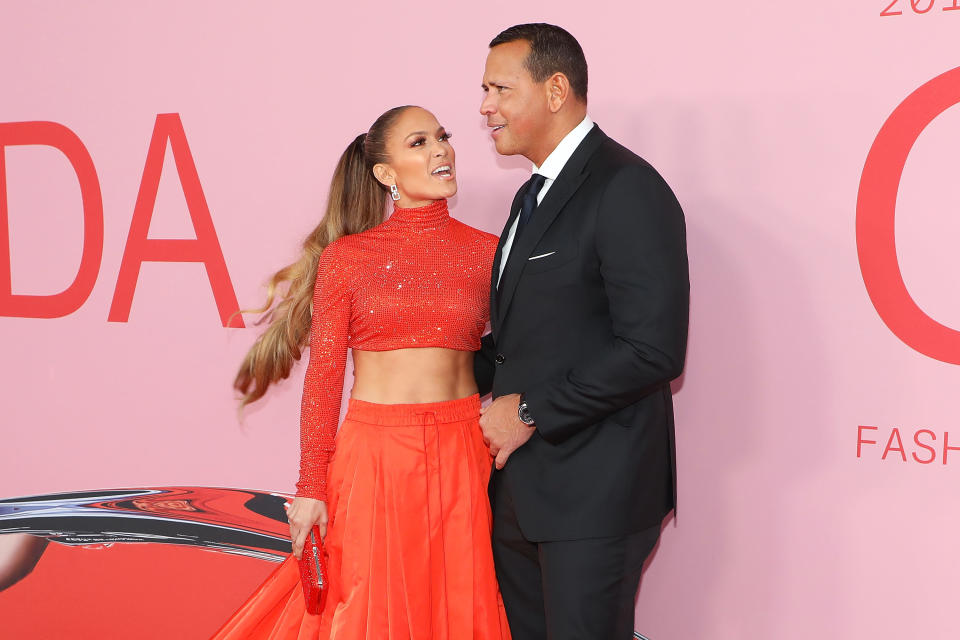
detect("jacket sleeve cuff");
top-left (525, 385), bottom-right (572, 445)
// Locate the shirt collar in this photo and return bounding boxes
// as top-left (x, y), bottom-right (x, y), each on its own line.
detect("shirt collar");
top-left (532, 115), bottom-right (595, 180)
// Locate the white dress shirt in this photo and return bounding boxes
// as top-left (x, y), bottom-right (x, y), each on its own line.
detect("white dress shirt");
top-left (497, 115), bottom-right (595, 287)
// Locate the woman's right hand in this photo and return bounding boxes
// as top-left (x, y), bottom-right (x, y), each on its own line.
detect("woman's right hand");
top-left (284, 496), bottom-right (328, 560)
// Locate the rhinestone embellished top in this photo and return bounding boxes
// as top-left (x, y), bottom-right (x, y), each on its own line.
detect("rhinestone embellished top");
top-left (296, 199), bottom-right (498, 499)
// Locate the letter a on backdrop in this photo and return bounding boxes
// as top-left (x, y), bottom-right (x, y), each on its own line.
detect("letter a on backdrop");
top-left (109, 113), bottom-right (243, 327)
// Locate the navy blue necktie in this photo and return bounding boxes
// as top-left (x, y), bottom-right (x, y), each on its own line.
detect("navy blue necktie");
top-left (515, 173), bottom-right (547, 239)
top-left (496, 173), bottom-right (547, 302)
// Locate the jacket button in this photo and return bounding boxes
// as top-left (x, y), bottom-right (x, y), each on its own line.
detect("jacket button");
top-left (495, 353), bottom-right (505, 365)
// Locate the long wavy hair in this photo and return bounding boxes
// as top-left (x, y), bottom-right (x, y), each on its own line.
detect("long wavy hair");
top-left (234, 106), bottom-right (412, 408)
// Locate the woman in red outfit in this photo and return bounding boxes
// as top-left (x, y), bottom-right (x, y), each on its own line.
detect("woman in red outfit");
top-left (213, 106), bottom-right (511, 640)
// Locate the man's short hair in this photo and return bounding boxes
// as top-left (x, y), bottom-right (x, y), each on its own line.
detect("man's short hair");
top-left (489, 23), bottom-right (588, 102)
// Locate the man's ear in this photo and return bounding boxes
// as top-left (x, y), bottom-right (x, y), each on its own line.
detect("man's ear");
top-left (372, 163), bottom-right (395, 188)
top-left (546, 73), bottom-right (572, 114)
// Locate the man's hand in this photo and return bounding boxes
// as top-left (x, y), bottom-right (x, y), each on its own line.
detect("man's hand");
top-left (479, 393), bottom-right (536, 470)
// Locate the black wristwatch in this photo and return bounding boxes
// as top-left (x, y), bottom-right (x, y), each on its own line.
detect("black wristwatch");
top-left (517, 393), bottom-right (535, 426)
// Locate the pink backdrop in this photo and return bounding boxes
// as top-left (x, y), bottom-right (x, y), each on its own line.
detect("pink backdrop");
top-left (3, 2), bottom-right (960, 638)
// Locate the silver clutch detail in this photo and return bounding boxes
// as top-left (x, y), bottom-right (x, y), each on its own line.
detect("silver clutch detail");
top-left (309, 529), bottom-right (323, 588)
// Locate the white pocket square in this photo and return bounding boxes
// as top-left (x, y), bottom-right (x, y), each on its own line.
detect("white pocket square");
top-left (528, 251), bottom-right (557, 261)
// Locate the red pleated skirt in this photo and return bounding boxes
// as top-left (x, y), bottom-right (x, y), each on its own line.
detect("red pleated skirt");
top-left (211, 394), bottom-right (511, 640)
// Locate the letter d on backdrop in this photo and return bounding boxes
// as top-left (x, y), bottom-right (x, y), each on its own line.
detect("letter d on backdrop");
top-left (0, 122), bottom-right (104, 318)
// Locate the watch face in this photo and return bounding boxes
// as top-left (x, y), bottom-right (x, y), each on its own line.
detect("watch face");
top-left (518, 403), bottom-right (533, 425)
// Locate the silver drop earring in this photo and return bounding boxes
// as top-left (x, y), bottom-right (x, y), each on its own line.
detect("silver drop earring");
top-left (390, 184), bottom-right (400, 201)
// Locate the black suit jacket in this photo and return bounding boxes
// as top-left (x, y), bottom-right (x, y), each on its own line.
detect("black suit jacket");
top-left (475, 125), bottom-right (689, 541)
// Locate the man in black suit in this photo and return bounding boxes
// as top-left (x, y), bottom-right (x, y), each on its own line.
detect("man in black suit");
top-left (476, 23), bottom-right (689, 639)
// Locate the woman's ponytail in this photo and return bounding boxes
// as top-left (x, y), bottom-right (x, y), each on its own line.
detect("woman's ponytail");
top-left (234, 106), bottom-right (411, 408)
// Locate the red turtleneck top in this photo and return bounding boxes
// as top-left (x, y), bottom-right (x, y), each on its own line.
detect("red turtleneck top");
top-left (296, 199), bottom-right (498, 500)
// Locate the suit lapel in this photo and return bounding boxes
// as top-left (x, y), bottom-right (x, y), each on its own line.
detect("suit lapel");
top-left (495, 126), bottom-right (607, 331)
top-left (490, 186), bottom-right (525, 336)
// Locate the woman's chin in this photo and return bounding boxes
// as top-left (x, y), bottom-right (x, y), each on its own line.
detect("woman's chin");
top-left (407, 184), bottom-right (457, 202)
top-left (432, 184), bottom-right (457, 200)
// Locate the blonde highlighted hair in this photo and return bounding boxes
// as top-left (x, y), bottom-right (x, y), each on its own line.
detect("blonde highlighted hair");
top-left (234, 106), bottom-right (412, 408)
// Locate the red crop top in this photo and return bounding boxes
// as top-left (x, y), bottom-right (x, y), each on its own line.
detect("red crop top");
top-left (296, 199), bottom-right (498, 499)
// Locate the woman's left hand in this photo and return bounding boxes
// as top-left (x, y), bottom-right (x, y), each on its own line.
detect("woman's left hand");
top-left (284, 497), bottom-right (328, 560)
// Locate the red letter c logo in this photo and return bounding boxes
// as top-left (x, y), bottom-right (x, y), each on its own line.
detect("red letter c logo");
top-left (857, 66), bottom-right (960, 364)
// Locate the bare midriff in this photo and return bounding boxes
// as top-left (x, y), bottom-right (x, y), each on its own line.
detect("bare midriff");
top-left (350, 347), bottom-right (478, 405)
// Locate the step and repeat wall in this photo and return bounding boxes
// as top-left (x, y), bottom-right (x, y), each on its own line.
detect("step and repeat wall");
top-left (2, 3), bottom-right (958, 639)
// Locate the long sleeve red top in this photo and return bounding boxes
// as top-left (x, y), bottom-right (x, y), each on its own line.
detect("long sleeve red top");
top-left (296, 199), bottom-right (498, 500)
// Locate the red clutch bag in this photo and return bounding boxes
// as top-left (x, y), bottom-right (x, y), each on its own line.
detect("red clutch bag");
top-left (298, 525), bottom-right (328, 615)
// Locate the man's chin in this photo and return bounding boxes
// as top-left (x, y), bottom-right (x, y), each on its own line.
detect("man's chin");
top-left (493, 139), bottom-right (520, 157)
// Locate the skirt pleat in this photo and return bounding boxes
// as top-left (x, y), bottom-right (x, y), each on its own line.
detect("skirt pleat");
top-left (211, 394), bottom-right (510, 640)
